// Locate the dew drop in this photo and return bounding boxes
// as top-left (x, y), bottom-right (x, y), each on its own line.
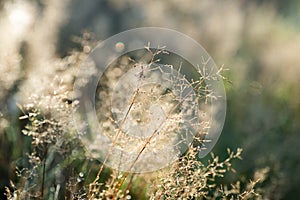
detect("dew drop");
top-left (115, 42), bottom-right (125, 52)
top-left (79, 172), bottom-right (84, 177)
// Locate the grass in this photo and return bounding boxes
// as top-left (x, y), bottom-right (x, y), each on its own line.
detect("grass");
top-left (4, 44), bottom-right (264, 199)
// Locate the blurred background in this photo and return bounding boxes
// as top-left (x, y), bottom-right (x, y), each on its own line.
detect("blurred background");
top-left (0, 0), bottom-right (299, 199)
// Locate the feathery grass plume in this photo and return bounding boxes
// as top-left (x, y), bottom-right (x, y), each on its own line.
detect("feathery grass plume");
top-left (79, 43), bottom-right (229, 198)
top-left (149, 147), bottom-right (262, 199)
top-left (10, 75), bottom-right (86, 199)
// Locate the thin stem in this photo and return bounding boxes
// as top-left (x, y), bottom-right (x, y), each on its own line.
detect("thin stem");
top-left (87, 88), bottom-right (140, 199)
top-left (112, 82), bottom-right (198, 197)
top-left (124, 174), bottom-right (135, 193)
top-left (112, 120), bottom-right (164, 199)
top-left (41, 147), bottom-right (48, 199)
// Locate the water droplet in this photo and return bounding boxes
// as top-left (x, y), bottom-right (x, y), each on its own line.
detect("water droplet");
top-left (79, 172), bottom-right (84, 177)
top-left (115, 42), bottom-right (125, 52)
top-left (77, 177), bottom-right (82, 182)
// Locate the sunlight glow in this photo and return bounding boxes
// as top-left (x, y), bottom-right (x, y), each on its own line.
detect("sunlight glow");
top-left (8, 2), bottom-right (33, 34)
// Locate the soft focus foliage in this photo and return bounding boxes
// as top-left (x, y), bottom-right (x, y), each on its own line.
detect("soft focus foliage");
top-left (0, 0), bottom-right (299, 199)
